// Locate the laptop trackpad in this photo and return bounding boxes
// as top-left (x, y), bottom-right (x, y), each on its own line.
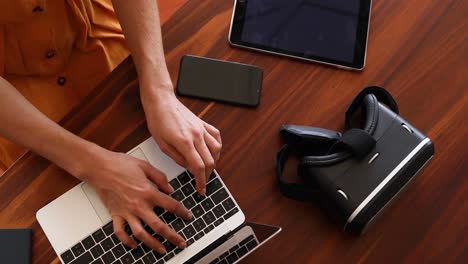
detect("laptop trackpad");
top-left (81, 183), bottom-right (112, 224)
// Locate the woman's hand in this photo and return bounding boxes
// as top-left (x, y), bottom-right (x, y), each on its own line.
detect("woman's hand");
top-left (79, 148), bottom-right (192, 254)
top-left (142, 89), bottom-right (222, 196)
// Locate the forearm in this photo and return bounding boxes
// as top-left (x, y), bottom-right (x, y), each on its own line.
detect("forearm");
top-left (112, 0), bottom-right (172, 102)
top-left (0, 77), bottom-right (101, 179)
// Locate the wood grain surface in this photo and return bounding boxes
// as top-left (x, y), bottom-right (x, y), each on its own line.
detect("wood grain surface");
top-left (1, 0), bottom-right (467, 263)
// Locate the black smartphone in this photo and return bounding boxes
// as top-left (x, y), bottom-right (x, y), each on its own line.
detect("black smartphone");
top-left (176, 55), bottom-right (263, 107)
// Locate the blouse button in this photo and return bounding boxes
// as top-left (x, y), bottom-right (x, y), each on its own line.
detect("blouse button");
top-left (32, 6), bottom-right (44, 12)
top-left (46, 50), bottom-right (56, 59)
top-left (57, 76), bottom-right (66, 86)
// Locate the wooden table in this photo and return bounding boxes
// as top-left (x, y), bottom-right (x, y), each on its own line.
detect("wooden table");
top-left (1, 0), bottom-right (466, 263)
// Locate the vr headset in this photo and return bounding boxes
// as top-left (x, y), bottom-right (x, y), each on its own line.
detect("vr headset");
top-left (276, 87), bottom-right (434, 234)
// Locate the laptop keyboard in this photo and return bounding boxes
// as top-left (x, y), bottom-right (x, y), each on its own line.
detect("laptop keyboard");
top-left (209, 235), bottom-right (258, 264)
top-left (60, 172), bottom-right (240, 264)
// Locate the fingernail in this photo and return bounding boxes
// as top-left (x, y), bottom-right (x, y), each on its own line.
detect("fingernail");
top-left (186, 211), bottom-right (193, 220)
top-left (157, 247), bottom-right (166, 254)
top-left (168, 185), bottom-right (174, 193)
top-left (178, 241), bottom-right (187, 249)
top-left (201, 188), bottom-right (206, 196)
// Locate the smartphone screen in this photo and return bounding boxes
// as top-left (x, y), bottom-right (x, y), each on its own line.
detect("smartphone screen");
top-left (176, 55), bottom-right (263, 106)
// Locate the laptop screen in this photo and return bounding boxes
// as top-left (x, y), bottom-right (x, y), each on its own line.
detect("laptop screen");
top-left (185, 222), bottom-right (281, 263)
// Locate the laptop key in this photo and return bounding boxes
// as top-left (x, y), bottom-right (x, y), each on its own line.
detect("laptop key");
top-left (193, 218), bottom-right (207, 232)
top-left (112, 244), bottom-right (126, 258)
top-left (206, 178), bottom-right (223, 196)
top-left (153, 207), bottom-right (165, 216)
top-left (191, 204), bottom-right (205, 218)
top-left (192, 192), bottom-right (205, 203)
top-left (110, 234), bottom-right (120, 244)
top-left (178, 172), bottom-right (191, 184)
top-left (113, 260), bottom-right (123, 264)
top-left (203, 211), bottom-right (216, 225)
top-left (102, 251), bottom-right (116, 264)
top-left (187, 238), bottom-right (195, 247)
top-left (239, 235), bottom-right (254, 247)
top-left (164, 252), bottom-right (175, 261)
top-left (91, 258), bottom-right (104, 264)
top-left (70, 251), bottom-right (93, 264)
top-left (212, 204), bottom-right (226, 218)
top-left (131, 246), bottom-right (145, 260)
top-left (229, 244), bottom-right (239, 253)
top-left (90, 244), bottom-right (104, 258)
top-left (82, 236), bottom-right (95, 250)
top-left (171, 190), bottom-right (185, 202)
top-left (163, 240), bottom-right (176, 252)
top-left (246, 240), bottom-right (258, 250)
top-left (92, 229), bottom-right (106, 243)
top-left (71, 242), bottom-right (85, 257)
top-left (60, 250), bottom-right (74, 263)
top-left (162, 212), bottom-right (176, 223)
top-left (120, 252), bottom-right (134, 264)
top-left (222, 198), bottom-right (236, 211)
top-left (103, 222), bottom-right (114, 236)
top-left (208, 172), bottom-right (217, 182)
top-left (171, 218), bottom-right (185, 232)
top-left (182, 196), bottom-right (196, 209)
top-left (174, 247), bottom-right (183, 254)
top-left (236, 246), bottom-right (248, 257)
top-left (142, 252), bottom-right (156, 264)
top-left (226, 253), bottom-right (239, 263)
top-left (182, 225), bottom-right (196, 239)
top-left (211, 189), bottom-right (229, 204)
top-left (201, 198), bottom-right (215, 211)
top-left (223, 208), bottom-right (239, 220)
top-left (203, 224), bottom-right (214, 234)
top-left (194, 232), bottom-right (204, 241)
top-left (169, 178), bottom-right (181, 190)
top-left (101, 237), bottom-right (114, 251)
top-left (213, 218), bottom-right (224, 227)
top-left (181, 183), bottom-right (195, 196)
top-left (153, 251), bottom-right (166, 260)
top-left (153, 233), bottom-right (164, 243)
top-left (134, 260), bottom-right (144, 264)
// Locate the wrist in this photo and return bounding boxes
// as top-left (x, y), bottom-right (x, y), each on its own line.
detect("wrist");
top-left (66, 141), bottom-right (108, 182)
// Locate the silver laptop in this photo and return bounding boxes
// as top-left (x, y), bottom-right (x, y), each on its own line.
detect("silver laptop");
top-left (37, 137), bottom-right (280, 264)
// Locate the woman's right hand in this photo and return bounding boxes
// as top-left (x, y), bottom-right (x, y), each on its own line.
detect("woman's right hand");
top-left (78, 147), bottom-right (192, 254)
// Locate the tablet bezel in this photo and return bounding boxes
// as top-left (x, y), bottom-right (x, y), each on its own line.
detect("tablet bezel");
top-left (228, 0), bottom-right (372, 70)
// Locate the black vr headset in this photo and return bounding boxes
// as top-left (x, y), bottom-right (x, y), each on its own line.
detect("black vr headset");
top-left (276, 87), bottom-right (434, 234)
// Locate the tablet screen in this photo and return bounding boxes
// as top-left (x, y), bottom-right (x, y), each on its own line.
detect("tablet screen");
top-left (230, 0), bottom-right (371, 69)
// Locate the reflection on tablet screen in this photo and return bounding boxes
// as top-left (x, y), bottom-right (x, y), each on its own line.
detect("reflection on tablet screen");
top-left (186, 222), bottom-right (281, 264)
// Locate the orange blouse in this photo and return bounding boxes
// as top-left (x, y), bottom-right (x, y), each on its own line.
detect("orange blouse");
top-left (0, 0), bottom-right (129, 121)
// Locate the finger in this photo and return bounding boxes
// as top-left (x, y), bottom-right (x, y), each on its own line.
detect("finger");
top-left (178, 142), bottom-right (206, 195)
top-left (159, 141), bottom-right (187, 168)
top-left (152, 191), bottom-right (192, 220)
top-left (203, 122), bottom-right (222, 145)
top-left (113, 215), bottom-right (137, 248)
top-left (204, 131), bottom-right (222, 162)
top-left (140, 161), bottom-right (173, 194)
top-left (194, 137), bottom-right (215, 192)
top-left (127, 214), bottom-right (167, 254)
top-left (142, 211), bottom-right (187, 249)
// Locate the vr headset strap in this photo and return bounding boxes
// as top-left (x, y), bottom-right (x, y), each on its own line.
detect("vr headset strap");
top-left (276, 145), bottom-right (316, 201)
top-left (345, 86), bottom-right (399, 129)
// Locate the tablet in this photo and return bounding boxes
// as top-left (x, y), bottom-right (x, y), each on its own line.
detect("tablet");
top-left (229, 0), bottom-right (372, 70)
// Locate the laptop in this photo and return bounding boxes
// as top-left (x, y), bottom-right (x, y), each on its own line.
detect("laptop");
top-left (37, 138), bottom-right (281, 264)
